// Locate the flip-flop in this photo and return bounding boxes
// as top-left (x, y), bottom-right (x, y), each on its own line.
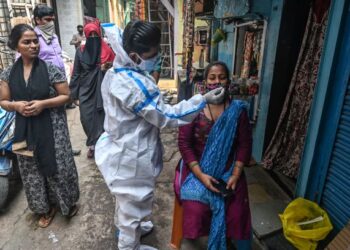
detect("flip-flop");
top-left (38, 207), bottom-right (57, 228)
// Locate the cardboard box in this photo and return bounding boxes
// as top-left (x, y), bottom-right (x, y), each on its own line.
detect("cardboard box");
top-left (326, 223), bottom-right (350, 250)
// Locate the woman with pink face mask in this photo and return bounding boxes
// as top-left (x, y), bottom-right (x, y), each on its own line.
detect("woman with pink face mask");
top-left (172, 61), bottom-right (253, 249)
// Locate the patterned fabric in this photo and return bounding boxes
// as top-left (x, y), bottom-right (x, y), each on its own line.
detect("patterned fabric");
top-left (0, 62), bottom-right (79, 215)
top-left (240, 32), bottom-right (254, 79)
top-left (183, 0), bottom-right (195, 84)
top-left (263, 0), bottom-right (330, 178)
top-left (181, 100), bottom-right (247, 250)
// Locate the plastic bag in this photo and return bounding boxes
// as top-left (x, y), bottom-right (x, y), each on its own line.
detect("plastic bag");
top-left (279, 198), bottom-right (333, 250)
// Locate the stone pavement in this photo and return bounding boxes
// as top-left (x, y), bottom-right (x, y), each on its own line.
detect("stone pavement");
top-left (0, 108), bottom-right (117, 250)
top-left (0, 108), bottom-right (188, 250)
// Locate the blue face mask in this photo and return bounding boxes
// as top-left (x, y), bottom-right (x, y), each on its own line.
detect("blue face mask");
top-left (136, 53), bottom-right (160, 72)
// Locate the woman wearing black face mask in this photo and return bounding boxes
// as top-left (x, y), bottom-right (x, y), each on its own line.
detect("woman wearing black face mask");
top-left (69, 21), bottom-right (115, 159)
top-left (172, 61), bottom-right (253, 249)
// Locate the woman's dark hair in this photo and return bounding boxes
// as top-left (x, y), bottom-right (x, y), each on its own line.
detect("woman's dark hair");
top-left (7, 24), bottom-right (36, 50)
top-left (203, 61), bottom-right (230, 81)
top-left (122, 20), bottom-right (161, 54)
top-left (33, 4), bottom-right (54, 24)
top-left (77, 25), bottom-right (83, 29)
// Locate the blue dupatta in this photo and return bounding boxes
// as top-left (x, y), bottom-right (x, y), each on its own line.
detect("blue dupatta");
top-left (181, 100), bottom-right (247, 250)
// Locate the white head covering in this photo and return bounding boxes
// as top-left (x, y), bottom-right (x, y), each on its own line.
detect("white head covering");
top-left (101, 23), bottom-right (138, 69)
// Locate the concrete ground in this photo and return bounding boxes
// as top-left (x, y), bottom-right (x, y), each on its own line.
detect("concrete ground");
top-left (0, 104), bottom-right (292, 250)
top-left (0, 108), bottom-right (117, 250)
top-left (0, 108), bottom-right (193, 250)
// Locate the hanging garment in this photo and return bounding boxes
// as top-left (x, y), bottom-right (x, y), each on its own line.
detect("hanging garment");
top-left (250, 30), bottom-right (262, 77)
top-left (240, 31), bottom-right (254, 79)
top-left (263, 0), bottom-right (331, 178)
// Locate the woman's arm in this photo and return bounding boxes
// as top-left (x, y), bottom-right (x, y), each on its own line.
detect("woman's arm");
top-left (178, 122), bottom-right (198, 166)
top-left (25, 82), bottom-right (70, 116)
top-left (227, 110), bottom-right (252, 190)
top-left (0, 80), bottom-right (12, 111)
top-left (178, 122), bottom-right (220, 193)
top-left (0, 80), bottom-right (29, 116)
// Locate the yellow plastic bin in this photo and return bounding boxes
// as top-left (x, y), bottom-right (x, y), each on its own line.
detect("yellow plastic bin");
top-left (279, 198), bottom-right (333, 250)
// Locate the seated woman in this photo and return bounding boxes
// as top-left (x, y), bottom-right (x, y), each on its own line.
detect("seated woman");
top-left (0, 24), bottom-right (79, 228)
top-left (172, 61), bottom-right (252, 249)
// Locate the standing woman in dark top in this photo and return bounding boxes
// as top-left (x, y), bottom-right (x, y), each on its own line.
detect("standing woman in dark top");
top-left (0, 24), bottom-right (79, 228)
top-left (69, 21), bottom-right (115, 159)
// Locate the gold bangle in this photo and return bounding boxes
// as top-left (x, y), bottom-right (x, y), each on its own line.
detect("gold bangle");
top-left (188, 162), bottom-right (199, 168)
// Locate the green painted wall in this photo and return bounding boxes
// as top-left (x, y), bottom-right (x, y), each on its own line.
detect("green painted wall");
top-left (96, 0), bottom-right (110, 22)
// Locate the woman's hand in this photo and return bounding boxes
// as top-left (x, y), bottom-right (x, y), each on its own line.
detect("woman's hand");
top-left (199, 173), bottom-right (220, 193)
top-left (25, 100), bottom-right (45, 116)
top-left (226, 175), bottom-right (239, 190)
top-left (14, 101), bottom-right (30, 116)
top-left (101, 62), bottom-right (112, 71)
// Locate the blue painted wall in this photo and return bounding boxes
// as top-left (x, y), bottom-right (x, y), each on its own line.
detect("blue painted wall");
top-left (251, 0), bottom-right (272, 17)
top-left (252, 0), bottom-right (284, 161)
top-left (217, 23), bottom-right (234, 72)
top-left (214, 0), bottom-right (284, 161)
top-left (215, 0), bottom-right (273, 73)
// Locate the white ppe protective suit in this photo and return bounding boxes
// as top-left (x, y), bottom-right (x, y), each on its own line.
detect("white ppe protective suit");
top-left (95, 23), bottom-right (206, 250)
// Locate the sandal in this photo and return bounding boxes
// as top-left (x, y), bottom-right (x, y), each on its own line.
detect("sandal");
top-left (38, 207), bottom-right (57, 228)
top-left (67, 204), bottom-right (79, 218)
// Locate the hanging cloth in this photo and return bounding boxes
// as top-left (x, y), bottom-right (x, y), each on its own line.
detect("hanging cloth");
top-left (263, 0), bottom-right (331, 178)
top-left (240, 31), bottom-right (254, 78)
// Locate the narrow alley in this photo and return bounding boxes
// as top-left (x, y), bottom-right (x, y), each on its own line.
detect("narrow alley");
top-left (0, 0), bottom-right (350, 250)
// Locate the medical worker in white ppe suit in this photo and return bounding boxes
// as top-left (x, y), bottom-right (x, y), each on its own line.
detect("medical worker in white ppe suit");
top-left (95, 20), bottom-right (225, 250)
